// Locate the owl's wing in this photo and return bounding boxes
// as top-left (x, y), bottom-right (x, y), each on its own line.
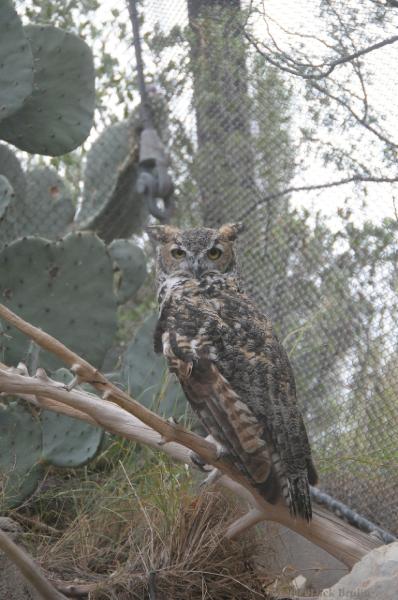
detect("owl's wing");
top-left (160, 328), bottom-right (280, 504)
top-left (186, 347), bottom-right (315, 519)
top-left (184, 359), bottom-right (277, 489)
top-left (246, 339), bottom-right (318, 518)
top-left (156, 301), bottom-right (317, 520)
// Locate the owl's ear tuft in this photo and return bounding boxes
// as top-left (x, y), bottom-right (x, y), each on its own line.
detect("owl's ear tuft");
top-left (146, 225), bottom-right (179, 244)
top-left (218, 222), bottom-right (244, 241)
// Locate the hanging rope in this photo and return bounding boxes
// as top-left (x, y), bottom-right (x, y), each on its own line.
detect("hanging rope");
top-left (128, 0), bottom-right (174, 222)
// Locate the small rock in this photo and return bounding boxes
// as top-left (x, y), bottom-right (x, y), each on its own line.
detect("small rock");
top-left (292, 574), bottom-right (308, 592)
top-left (320, 541), bottom-right (398, 600)
top-left (0, 517), bottom-right (22, 538)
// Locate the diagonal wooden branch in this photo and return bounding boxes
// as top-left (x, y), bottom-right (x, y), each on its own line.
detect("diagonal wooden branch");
top-left (0, 529), bottom-right (67, 600)
top-left (0, 304), bottom-right (244, 477)
top-left (1, 303), bottom-right (296, 519)
top-left (0, 365), bottom-right (379, 569)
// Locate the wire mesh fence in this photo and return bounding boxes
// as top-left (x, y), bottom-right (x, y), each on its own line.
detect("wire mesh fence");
top-left (2, 0), bottom-right (397, 537)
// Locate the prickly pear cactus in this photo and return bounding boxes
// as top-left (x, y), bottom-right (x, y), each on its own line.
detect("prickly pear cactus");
top-left (0, 145), bottom-right (27, 246)
top-left (0, 175), bottom-right (14, 220)
top-left (42, 391), bottom-right (103, 470)
top-left (0, 25), bottom-right (95, 156)
top-left (42, 411), bottom-right (104, 468)
top-left (0, 0), bottom-right (34, 123)
top-left (0, 144), bottom-right (26, 206)
top-left (0, 232), bottom-right (117, 371)
top-left (0, 368), bottom-right (104, 508)
top-left (0, 401), bottom-right (44, 510)
top-left (0, 160), bottom-right (73, 246)
top-left (76, 119), bottom-right (149, 243)
top-left (20, 167), bottom-right (74, 239)
top-left (41, 368), bottom-right (104, 468)
top-left (121, 314), bottom-right (187, 419)
top-left (108, 239), bottom-right (147, 304)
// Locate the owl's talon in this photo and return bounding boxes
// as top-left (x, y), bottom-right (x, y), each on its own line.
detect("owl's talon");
top-left (215, 445), bottom-right (230, 461)
top-left (189, 450), bottom-right (211, 471)
top-left (158, 416), bottom-right (183, 446)
top-left (63, 375), bottom-right (80, 392)
top-left (200, 467), bottom-right (222, 488)
top-left (203, 435), bottom-right (230, 462)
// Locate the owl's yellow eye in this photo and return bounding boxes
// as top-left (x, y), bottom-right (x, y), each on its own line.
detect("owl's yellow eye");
top-left (171, 247), bottom-right (186, 259)
top-left (207, 247), bottom-right (222, 260)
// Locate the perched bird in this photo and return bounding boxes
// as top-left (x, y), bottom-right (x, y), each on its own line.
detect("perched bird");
top-left (147, 223), bottom-right (318, 520)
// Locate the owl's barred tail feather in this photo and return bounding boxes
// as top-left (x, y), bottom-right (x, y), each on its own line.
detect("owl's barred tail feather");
top-left (256, 470), bottom-right (313, 521)
top-left (286, 476), bottom-right (313, 521)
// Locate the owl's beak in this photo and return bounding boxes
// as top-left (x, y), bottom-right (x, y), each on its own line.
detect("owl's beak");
top-left (191, 258), bottom-right (204, 279)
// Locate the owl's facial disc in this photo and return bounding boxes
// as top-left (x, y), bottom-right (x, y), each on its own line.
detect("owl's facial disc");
top-left (167, 242), bottom-right (224, 278)
top-left (148, 224), bottom-right (242, 281)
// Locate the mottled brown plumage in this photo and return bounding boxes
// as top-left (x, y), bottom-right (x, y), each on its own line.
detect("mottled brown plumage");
top-left (148, 223), bottom-right (318, 520)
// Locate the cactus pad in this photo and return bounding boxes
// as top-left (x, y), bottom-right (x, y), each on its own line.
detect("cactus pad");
top-left (0, 175), bottom-right (14, 219)
top-left (41, 368), bottom-right (104, 468)
top-left (76, 120), bottom-right (148, 242)
top-left (42, 410), bottom-right (104, 468)
top-left (0, 145), bottom-right (28, 247)
top-left (0, 1), bottom-right (33, 123)
top-left (0, 401), bottom-right (43, 510)
top-left (21, 167), bottom-right (75, 239)
top-left (108, 239), bottom-right (147, 304)
top-left (0, 25), bottom-right (95, 156)
top-left (0, 161), bottom-right (73, 245)
top-left (0, 232), bottom-right (117, 371)
top-left (121, 314), bottom-right (187, 419)
top-left (0, 144), bottom-right (26, 206)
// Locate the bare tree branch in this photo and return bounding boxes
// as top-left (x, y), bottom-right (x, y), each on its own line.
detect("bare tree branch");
top-left (0, 304), bottom-right (381, 569)
top-left (243, 26), bottom-right (398, 80)
top-left (318, 32), bottom-right (398, 77)
top-left (0, 362), bottom-right (380, 567)
top-left (244, 29), bottom-right (398, 149)
top-left (309, 78), bottom-right (397, 148)
top-left (0, 529), bottom-right (67, 600)
top-left (323, 2), bottom-right (370, 121)
top-left (0, 304), bottom-right (234, 473)
top-left (240, 174), bottom-right (398, 216)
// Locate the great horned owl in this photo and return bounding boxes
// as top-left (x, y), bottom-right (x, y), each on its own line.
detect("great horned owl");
top-left (147, 223), bottom-right (318, 520)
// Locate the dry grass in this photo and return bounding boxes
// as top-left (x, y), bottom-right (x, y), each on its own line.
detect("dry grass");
top-left (91, 491), bottom-right (270, 599)
top-left (12, 438), bottom-right (272, 599)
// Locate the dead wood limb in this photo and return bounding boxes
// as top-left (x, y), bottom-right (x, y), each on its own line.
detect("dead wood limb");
top-left (0, 304), bottom-right (380, 569)
top-left (0, 364), bottom-right (379, 568)
top-left (0, 304), bottom-right (251, 486)
top-left (51, 580), bottom-right (100, 597)
top-left (0, 529), bottom-right (67, 600)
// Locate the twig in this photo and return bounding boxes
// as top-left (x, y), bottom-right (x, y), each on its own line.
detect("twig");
top-left (239, 174), bottom-right (398, 218)
top-left (51, 580), bottom-right (100, 597)
top-left (243, 26), bottom-right (398, 80)
top-left (0, 529), bottom-right (67, 600)
top-left (11, 513), bottom-right (61, 537)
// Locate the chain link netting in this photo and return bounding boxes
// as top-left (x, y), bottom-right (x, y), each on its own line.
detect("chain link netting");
top-left (145, 0), bottom-right (398, 536)
top-left (2, 0), bottom-right (397, 537)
